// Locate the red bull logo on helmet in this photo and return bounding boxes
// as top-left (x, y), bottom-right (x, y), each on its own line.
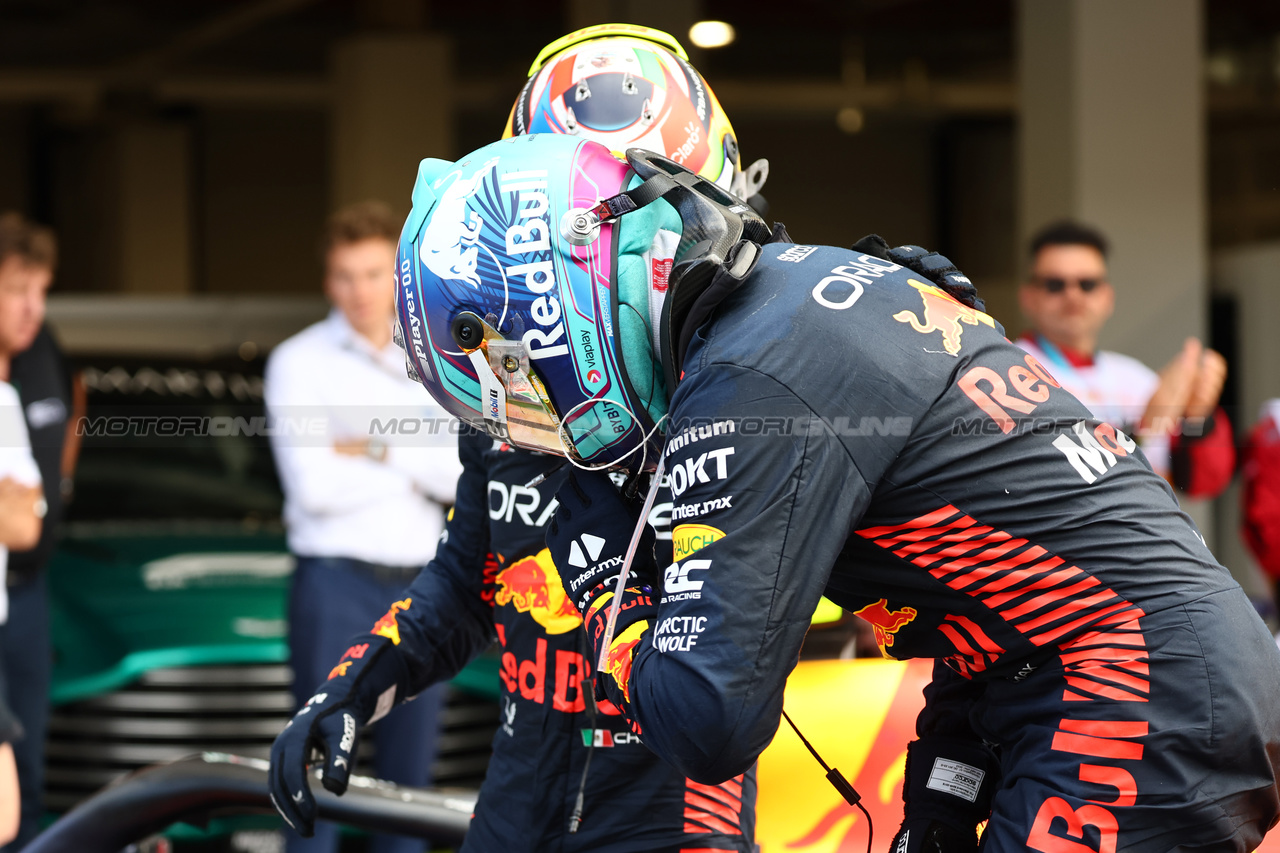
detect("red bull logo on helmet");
top-left (853, 598), bottom-right (918, 656)
top-left (494, 548), bottom-right (581, 635)
top-left (372, 598), bottom-right (412, 645)
top-left (892, 279), bottom-right (995, 356)
top-left (418, 158), bottom-right (498, 289)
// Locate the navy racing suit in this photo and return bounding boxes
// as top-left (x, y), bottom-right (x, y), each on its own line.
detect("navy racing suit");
top-left (582, 242), bottom-right (1280, 852)
top-left (381, 430), bottom-right (756, 853)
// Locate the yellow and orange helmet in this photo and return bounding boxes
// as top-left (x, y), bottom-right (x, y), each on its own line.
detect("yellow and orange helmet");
top-left (504, 23), bottom-right (766, 200)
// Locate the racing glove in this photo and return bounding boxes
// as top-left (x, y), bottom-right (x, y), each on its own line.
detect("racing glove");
top-left (889, 736), bottom-right (999, 853)
top-left (546, 470), bottom-right (658, 648)
top-left (851, 234), bottom-right (988, 316)
top-left (268, 632), bottom-right (410, 836)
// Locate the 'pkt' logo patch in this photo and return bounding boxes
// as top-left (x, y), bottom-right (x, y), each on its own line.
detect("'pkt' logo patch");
top-left (669, 447), bottom-right (734, 498)
top-left (672, 524), bottom-right (724, 560)
top-left (892, 279), bottom-right (995, 356)
top-left (853, 598), bottom-right (918, 655)
top-left (567, 533), bottom-right (607, 568)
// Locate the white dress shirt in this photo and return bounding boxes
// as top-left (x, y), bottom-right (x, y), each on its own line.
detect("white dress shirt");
top-left (0, 380), bottom-right (41, 623)
top-left (1017, 336), bottom-right (1170, 478)
top-left (264, 310), bottom-right (462, 566)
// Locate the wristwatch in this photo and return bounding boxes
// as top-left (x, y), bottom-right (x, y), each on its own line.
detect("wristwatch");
top-left (33, 496), bottom-right (47, 519)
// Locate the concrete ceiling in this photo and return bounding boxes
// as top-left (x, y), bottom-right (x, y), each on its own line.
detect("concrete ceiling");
top-left (0, 0), bottom-right (1277, 118)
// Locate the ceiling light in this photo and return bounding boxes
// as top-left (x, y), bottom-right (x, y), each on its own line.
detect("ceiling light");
top-left (836, 106), bottom-right (865, 135)
top-left (689, 21), bottom-right (736, 49)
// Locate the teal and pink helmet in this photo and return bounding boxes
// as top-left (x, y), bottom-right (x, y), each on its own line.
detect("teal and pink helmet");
top-left (394, 134), bottom-right (766, 471)
top-left (393, 26), bottom-right (767, 470)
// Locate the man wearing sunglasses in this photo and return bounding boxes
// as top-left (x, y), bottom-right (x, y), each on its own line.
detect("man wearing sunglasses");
top-left (1018, 220), bottom-right (1234, 498)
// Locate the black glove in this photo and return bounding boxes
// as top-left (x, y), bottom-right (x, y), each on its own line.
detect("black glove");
top-left (547, 471), bottom-right (657, 614)
top-left (889, 736), bottom-right (999, 853)
top-left (849, 235), bottom-right (987, 315)
top-left (885, 244), bottom-right (986, 313)
top-left (268, 633), bottom-right (409, 836)
top-left (891, 820), bottom-right (981, 853)
top-left (547, 471), bottom-right (659, 656)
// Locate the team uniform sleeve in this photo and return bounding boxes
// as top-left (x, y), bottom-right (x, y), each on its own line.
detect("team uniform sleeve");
top-left (916, 659), bottom-right (988, 738)
top-left (598, 365), bottom-right (879, 784)
top-left (376, 429), bottom-right (499, 695)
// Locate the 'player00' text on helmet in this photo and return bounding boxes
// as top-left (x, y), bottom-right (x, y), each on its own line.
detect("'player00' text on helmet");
top-left (395, 133), bottom-right (767, 471)
top-left (503, 23), bottom-right (767, 202)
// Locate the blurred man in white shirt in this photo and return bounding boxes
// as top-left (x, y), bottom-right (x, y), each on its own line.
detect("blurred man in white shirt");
top-left (1017, 220), bottom-right (1234, 498)
top-left (0, 214), bottom-right (51, 852)
top-left (265, 201), bottom-right (461, 853)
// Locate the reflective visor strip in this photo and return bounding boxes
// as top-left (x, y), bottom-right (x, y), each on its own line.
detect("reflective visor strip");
top-left (526, 24), bottom-right (689, 77)
top-left (461, 314), bottom-right (579, 459)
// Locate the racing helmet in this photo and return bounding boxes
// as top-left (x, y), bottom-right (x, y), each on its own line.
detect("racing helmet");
top-left (503, 23), bottom-right (767, 202)
top-left (394, 134), bottom-right (767, 471)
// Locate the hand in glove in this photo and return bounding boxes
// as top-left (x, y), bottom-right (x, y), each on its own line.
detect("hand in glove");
top-left (546, 470), bottom-right (658, 648)
top-left (268, 632), bottom-right (408, 836)
top-left (889, 736), bottom-right (999, 853)
top-left (850, 234), bottom-right (989, 316)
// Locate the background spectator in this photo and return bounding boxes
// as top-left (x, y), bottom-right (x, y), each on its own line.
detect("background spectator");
top-left (1017, 220), bottom-right (1235, 499)
top-left (0, 692), bottom-right (22, 847)
top-left (1242, 402), bottom-right (1280, 630)
top-left (264, 200), bottom-right (461, 853)
top-left (0, 212), bottom-right (72, 851)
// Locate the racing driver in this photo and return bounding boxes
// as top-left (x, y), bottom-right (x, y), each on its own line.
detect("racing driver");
top-left (393, 132), bottom-right (1280, 852)
top-left (269, 25), bottom-right (764, 852)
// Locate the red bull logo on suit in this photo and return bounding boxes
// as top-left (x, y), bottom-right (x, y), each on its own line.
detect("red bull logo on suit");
top-left (494, 548), bottom-right (580, 635)
top-left (893, 279), bottom-right (995, 356)
top-left (853, 599), bottom-right (918, 655)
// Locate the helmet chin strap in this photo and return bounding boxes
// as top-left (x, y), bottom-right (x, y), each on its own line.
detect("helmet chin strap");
top-left (554, 398), bottom-right (669, 668)
top-left (559, 169), bottom-right (686, 247)
top-left (555, 396), bottom-right (668, 475)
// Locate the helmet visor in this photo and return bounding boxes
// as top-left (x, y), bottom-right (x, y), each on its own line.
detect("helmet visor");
top-left (456, 311), bottom-right (580, 460)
